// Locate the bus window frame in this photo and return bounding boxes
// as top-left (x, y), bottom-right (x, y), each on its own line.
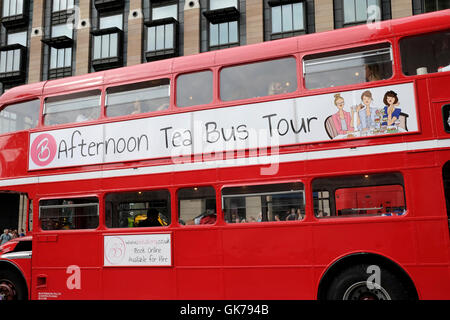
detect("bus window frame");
top-left (104, 76), bottom-right (174, 120)
top-left (175, 68), bottom-right (216, 109)
top-left (398, 29), bottom-right (450, 78)
top-left (0, 98), bottom-right (43, 135)
top-left (220, 179), bottom-right (306, 225)
top-left (311, 171), bottom-right (408, 220)
top-left (217, 54), bottom-right (300, 104)
top-left (176, 185), bottom-right (219, 227)
top-left (42, 88), bottom-right (103, 128)
top-left (104, 188), bottom-right (172, 229)
top-left (38, 194), bottom-right (101, 232)
top-left (301, 40), bottom-right (396, 92)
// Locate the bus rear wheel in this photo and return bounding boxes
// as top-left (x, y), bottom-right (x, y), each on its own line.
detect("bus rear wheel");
top-left (325, 264), bottom-right (413, 300)
top-left (0, 270), bottom-right (26, 300)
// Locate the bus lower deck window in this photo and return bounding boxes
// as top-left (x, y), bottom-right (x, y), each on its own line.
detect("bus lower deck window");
top-left (222, 182), bottom-right (305, 223)
top-left (312, 173), bottom-right (406, 218)
top-left (39, 197), bottom-right (99, 230)
top-left (178, 187), bottom-right (216, 225)
top-left (105, 190), bottom-right (171, 228)
top-left (303, 43), bottom-right (393, 89)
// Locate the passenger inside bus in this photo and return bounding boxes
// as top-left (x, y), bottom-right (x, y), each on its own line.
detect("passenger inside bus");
top-left (365, 64), bottom-right (382, 82)
top-left (139, 208), bottom-right (165, 227)
top-left (184, 209), bottom-right (217, 225)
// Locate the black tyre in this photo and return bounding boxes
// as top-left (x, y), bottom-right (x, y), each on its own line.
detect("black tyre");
top-left (0, 269), bottom-right (27, 300)
top-left (325, 264), bottom-right (415, 300)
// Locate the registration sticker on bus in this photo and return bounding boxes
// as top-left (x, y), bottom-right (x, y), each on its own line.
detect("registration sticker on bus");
top-left (103, 233), bottom-right (172, 267)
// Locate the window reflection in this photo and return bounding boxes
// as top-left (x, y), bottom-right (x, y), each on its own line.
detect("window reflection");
top-left (400, 30), bottom-right (450, 76)
top-left (176, 71), bottom-right (213, 107)
top-left (222, 183), bottom-right (305, 223)
top-left (106, 79), bottom-right (170, 117)
top-left (0, 99), bottom-right (40, 134)
top-left (220, 57), bottom-right (297, 101)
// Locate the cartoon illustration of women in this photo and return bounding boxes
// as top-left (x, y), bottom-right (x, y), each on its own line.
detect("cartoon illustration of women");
top-left (354, 90), bottom-right (377, 132)
top-left (381, 90), bottom-right (401, 126)
top-left (331, 93), bottom-right (354, 135)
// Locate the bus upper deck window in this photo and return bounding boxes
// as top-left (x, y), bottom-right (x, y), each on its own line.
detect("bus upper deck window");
top-left (106, 79), bottom-right (170, 117)
top-left (400, 30), bottom-right (450, 76)
top-left (44, 90), bottom-right (101, 126)
top-left (220, 57), bottom-right (297, 101)
top-left (303, 43), bottom-right (393, 89)
top-left (0, 99), bottom-right (40, 135)
top-left (176, 71), bottom-right (213, 107)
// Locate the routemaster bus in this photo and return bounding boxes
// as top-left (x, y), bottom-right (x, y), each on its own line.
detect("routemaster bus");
top-left (0, 10), bottom-right (449, 300)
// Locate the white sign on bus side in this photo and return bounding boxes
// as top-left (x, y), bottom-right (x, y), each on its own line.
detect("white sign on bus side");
top-left (104, 233), bottom-right (171, 267)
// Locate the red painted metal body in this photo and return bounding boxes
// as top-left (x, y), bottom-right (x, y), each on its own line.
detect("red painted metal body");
top-left (0, 10), bottom-right (449, 299)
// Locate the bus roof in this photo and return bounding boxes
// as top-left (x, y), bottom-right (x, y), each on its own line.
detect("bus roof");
top-left (0, 9), bottom-right (448, 106)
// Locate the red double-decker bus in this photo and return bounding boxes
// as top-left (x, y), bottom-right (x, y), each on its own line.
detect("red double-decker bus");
top-left (0, 10), bottom-right (449, 300)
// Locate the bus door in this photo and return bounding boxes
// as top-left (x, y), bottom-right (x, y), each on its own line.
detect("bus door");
top-left (32, 196), bottom-right (101, 300)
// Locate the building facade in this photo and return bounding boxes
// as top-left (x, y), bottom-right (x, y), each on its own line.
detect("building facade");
top-left (0, 0), bottom-right (448, 94)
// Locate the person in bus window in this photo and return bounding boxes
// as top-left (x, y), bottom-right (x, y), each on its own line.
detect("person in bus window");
top-left (268, 81), bottom-right (284, 95)
top-left (365, 64), bottom-right (382, 82)
top-left (381, 91), bottom-right (401, 126)
top-left (76, 108), bottom-right (97, 122)
top-left (139, 208), bottom-right (163, 227)
top-left (286, 208), bottom-right (298, 221)
top-left (297, 208), bottom-right (304, 220)
top-left (131, 99), bottom-right (142, 115)
top-left (331, 94), bottom-right (354, 135)
top-left (355, 90), bottom-right (377, 132)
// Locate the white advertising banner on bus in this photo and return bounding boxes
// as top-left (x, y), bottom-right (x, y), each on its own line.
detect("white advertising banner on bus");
top-left (104, 233), bottom-right (172, 267)
top-left (28, 82), bottom-right (418, 170)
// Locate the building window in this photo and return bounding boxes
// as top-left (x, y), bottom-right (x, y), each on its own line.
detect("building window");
top-left (7, 30), bottom-right (27, 47)
top-left (49, 47), bottom-right (72, 79)
top-left (342, 0), bottom-right (381, 26)
top-left (91, 14), bottom-right (124, 71)
top-left (423, 0), bottom-right (450, 12)
top-left (42, 1), bottom-right (75, 80)
top-left (210, 0), bottom-right (238, 10)
top-left (204, 0), bottom-right (240, 50)
top-left (2, 0), bottom-right (24, 18)
top-left (52, 0), bottom-right (74, 12)
top-left (343, 0), bottom-right (381, 25)
top-left (270, 1), bottom-right (305, 39)
top-left (145, 2), bottom-right (179, 62)
top-left (0, 30), bottom-right (27, 81)
top-left (0, 0), bottom-right (28, 28)
top-left (209, 20), bottom-right (238, 49)
top-left (152, 3), bottom-right (177, 20)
